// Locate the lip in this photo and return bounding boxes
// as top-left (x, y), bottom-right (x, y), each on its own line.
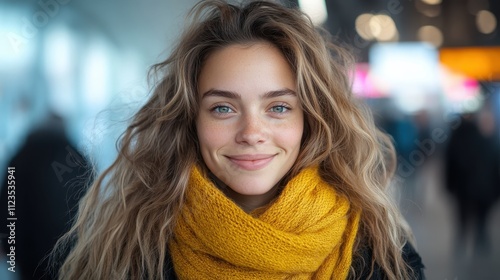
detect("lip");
top-left (226, 154), bottom-right (276, 171)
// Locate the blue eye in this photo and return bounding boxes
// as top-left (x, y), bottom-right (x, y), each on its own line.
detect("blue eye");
top-left (213, 106), bottom-right (233, 114)
top-left (270, 105), bottom-right (289, 113)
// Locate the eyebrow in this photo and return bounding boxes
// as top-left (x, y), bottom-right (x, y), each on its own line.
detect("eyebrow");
top-left (201, 88), bottom-right (297, 99)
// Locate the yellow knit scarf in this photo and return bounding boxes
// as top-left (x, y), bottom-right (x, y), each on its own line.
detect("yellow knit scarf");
top-left (169, 166), bottom-right (361, 279)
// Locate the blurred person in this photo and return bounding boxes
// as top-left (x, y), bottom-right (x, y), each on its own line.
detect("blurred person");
top-left (0, 112), bottom-right (91, 280)
top-left (378, 111), bottom-right (422, 211)
top-left (55, 1), bottom-right (424, 279)
top-left (445, 106), bottom-right (500, 257)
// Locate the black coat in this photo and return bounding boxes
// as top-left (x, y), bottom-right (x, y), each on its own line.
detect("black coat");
top-left (0, 124), bottom-right (91, 280)
top-left (163, 242), bottom-right (425, 279)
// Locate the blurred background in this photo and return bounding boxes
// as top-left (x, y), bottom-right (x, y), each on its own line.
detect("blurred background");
top-left (0, 0), bottom-right (499, 279)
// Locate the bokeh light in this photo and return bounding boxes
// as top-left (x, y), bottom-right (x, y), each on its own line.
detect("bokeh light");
top-left (418, 25), bottom-right (444, 47)
top-left (476, 10), bottom-right (497, 34)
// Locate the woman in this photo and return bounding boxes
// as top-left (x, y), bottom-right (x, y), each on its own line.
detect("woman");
top-left (56, 0), bottom-right (424, 279)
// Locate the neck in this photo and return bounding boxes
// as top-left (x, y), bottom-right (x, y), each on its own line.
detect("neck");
top-left (209, 173), bottom-right (282, 213)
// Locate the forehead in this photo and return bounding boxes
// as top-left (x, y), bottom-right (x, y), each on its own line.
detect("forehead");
top-left (197, 42), bottom-right (296, 96)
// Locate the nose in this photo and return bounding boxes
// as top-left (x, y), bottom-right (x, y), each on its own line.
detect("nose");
top-left (235, 114), bottom-right (268, 145)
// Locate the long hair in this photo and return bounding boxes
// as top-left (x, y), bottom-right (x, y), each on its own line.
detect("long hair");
top-left (56, 1), bottom-right (414, 279)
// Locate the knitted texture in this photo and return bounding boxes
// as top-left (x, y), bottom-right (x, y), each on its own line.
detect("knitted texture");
top-left (169, 166), bottom-right (361, 279)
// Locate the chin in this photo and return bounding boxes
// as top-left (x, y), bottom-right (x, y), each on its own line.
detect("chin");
top-left (227, 180), bottom-right (276, 196)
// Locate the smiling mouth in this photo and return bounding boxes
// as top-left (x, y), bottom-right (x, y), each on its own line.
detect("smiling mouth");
top-left (226, 154), bottom-right (276, 171)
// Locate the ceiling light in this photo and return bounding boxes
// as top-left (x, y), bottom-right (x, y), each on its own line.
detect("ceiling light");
top-left (417, 25), bottom-right (443, 47)
top-left (476, 10), bottom-right (497, 34)
top-left (421, 0), bottom-right (442, 5)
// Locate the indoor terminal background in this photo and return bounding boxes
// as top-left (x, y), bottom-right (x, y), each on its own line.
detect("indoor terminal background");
top-left (1, 0), bottom-right (500, 279)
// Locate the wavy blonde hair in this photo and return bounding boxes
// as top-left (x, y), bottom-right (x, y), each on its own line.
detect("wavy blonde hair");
top-left (56, 1), bottom-right (415, 279)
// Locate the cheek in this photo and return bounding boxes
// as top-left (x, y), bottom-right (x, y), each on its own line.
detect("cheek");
top-left (196, 120), bottom-right (229, 152)
top-left (275, 119), bottom-right (304, 150)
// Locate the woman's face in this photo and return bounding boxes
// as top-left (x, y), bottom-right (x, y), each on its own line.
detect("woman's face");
top-left (196, 43), bottom-right (304, 196)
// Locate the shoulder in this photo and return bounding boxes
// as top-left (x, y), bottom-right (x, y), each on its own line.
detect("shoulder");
top-left (401, 242), bottom-right (425, 279)
top-left (352, 242), bottom-right (425, 280)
